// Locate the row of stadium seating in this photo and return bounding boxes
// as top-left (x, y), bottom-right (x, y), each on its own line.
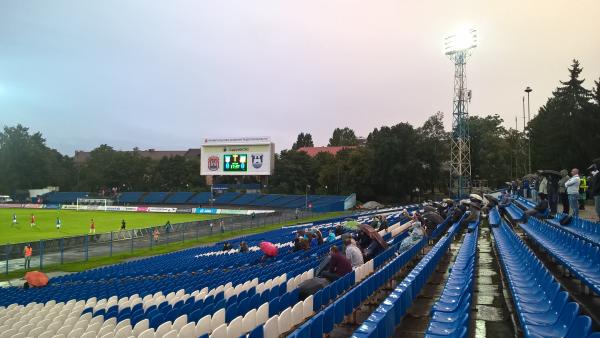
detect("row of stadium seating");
top-left (0, 208), bottom-right (413, 338)
top-left (43, 192), bottom-right (89, 204)
top-left (117, 191), bottom-right (349, 209)
top-left (425, 222), bottom-right (478, 337)
top-left (492, 210), bottom-right (594, 338)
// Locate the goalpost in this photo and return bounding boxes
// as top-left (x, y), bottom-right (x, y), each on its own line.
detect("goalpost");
top-left (76, 198), bottom-right (109, 211)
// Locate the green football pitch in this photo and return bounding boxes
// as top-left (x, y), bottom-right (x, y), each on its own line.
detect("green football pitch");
top-left (0, 209), bottom-right (221, 244)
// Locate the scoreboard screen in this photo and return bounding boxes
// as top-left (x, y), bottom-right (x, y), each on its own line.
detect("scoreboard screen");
top-left (223, 154), bottom-right (247, 172)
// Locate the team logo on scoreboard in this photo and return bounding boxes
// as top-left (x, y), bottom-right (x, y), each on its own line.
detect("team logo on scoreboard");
top-left (207, 156), bottom-right (220, 171)
top-left (251, 154), bottom-right (264, 169)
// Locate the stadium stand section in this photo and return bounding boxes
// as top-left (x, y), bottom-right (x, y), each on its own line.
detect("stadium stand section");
top-left (43, 192), bottom-right (89, 204)
top-left (492, 212), bottom-right (593, 338)
top-left (141, 192), bottom-right (169, 204)
top-left (213, 192), bottom-right (242, 205)
top-left (0, 209), bottom-right (419, 338)
top-left (187, 192), bottom-right (212, 204)
top-left (164, 192), bottom-right (194, 204)
top-left (119, 192), bottom-right (145, 204)
top-left (350, 216), bottom-right (469, 338)
top-left (521, 217), bottom-right (600, 295)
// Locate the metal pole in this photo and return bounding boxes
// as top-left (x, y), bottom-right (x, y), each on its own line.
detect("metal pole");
top-left (39, 240), bottom-right (44, 269)
top-left (5, 245), bottom-right (9, 276)
top-left (110, 232), bottom-right (113, 257)
top-left (527, 90), bottom-right (532, 173)
top-left (84, 236), bottom-right (88, 262)
top-left (60, 238), bottom-right (64, 265)
top-left (130, 230), bottom-right (134, 253)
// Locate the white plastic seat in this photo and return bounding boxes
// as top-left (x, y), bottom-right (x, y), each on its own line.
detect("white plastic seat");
top-left (80, 330), bottom-right (97, 338)
top-left (97, 324), bottom-right (115, 337)
top-left (242, 309), bottom-right (257, 333)
top-left (172, 314), bottom-right (187, 332)
top-left (177, 322), bottom-right (196, 338)
top-left (256, 303), bottom-right (269, 326)
top-left (209, 323), bottom-right (227, 338)
top-left (211, 308), bottom-right (225, 331)
top-left (28, 326), bottom-right (46, 337)
top-left (227, 316), bottom-right (243, 338)
top-left (10, 332), bottom-right (26, 338)
top-left (263, 315), bottom-right (278, 338)
top-left (195, 315), bottom-right (211, 337)
top-left (278, 307), bottom-right (292, 334)
top-left (66, 327), bottom-right (84, 338)
top-left (291, 302), bottom-right (304, 326)
top-left (114, 324), bottom-right (133, 338)
top-left (17, 322), bottom-right (34, 334)
top-left (138, 328), bottom-right (156, 338)
top-left (303, 295), bottom-right (314, 319)
top-left (56, 324), bottom-right (74, 336)
top-left (162, 329), bottom-right (178, 338)
top-left (114, 318), bottom-right (131, 332)
top-left (155, 321), bottom-right (173, 338)
top-left (133, 319), bottom-right (150, 336)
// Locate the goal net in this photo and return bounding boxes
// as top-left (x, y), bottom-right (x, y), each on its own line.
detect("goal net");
top-left (76, 198), bottom-right (109, 211)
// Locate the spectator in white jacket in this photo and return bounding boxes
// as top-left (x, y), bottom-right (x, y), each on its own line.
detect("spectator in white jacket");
top-left (565, 168), bottom-right (581, 217)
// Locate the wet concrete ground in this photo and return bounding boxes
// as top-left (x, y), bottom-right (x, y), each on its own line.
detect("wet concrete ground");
top-left (474, 225), bottom-right (515, 338)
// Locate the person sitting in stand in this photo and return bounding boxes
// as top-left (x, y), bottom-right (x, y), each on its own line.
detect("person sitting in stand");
top-left (327, 230), bottom-right (336, 242)
top-left (239, 241), bottom-right (249, 253)
top-left (498, 191), bottom-right (512, 209)
top-left (320, 245), bottom-right (352, 282)
top-left (399, 213), bottom-right (425, 252)
top-left (525, 193), bottom-right (548, 220)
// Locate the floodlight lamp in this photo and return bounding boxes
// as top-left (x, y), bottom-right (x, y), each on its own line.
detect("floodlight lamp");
top-left (444, 28), bottom-right (477, 55)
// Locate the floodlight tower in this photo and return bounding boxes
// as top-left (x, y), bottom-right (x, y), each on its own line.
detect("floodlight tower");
top-left (444, 28), bottom-right (477, 198)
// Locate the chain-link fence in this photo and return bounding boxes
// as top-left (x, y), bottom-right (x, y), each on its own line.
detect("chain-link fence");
top-left (2, 210), bottom-right (323, 276)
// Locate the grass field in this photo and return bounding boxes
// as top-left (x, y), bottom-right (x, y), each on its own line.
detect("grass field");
top-left (0, 209), bottom-right (220, 244)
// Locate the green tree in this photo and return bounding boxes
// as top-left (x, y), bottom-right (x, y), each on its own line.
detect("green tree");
top-left (0, 125), bottom-right (75, 195)
top-left (291, 132), bottom-right (314, 150)
top-left (416, 112), bottom-right (449, 195)
top-left (529, 59), bottom-right (600, 170)
top-left (268, 150), bottom-right (317, 194)
top-left (328, 127), bottom-right (358, 146)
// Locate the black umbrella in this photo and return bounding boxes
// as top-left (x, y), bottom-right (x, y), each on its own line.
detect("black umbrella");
top-left (537, 170), bottom-right (562, 177)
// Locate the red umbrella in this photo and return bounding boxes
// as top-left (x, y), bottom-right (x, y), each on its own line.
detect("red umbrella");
top-left (25, 271), bottom-right (49, 287)
top-left (259, 241), bottom-right (278, 257)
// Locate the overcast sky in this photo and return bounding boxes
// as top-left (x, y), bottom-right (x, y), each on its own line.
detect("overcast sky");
top-left (1, 0), bottom-right (599, 155)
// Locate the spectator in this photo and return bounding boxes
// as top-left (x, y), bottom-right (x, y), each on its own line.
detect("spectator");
top-left (334, 224), bottom-right (344, 236)
top-left (239, 241), bottom-right (249, 253)
top-left (379, 216), bottom-right (388, 231)
top-left (558, 169), bottom-right (570, 214)
top-left (223, 242), bottom-right (232, 251)
top-left (546, 174), bottom-right (559, 216)
top-left (499, 191), bottom-right (512, 209)
top-left (327, 230), bottom-right (336, 242)
top-left (370, 216), bottom-right (380, 229)
top-left (344, 237), bottom-right (364, 268)
top-left (89, 219), bottom-right (95, 234)
top-left (590, 164), bottom-right (600, 221)
top-left (165, 220), bottom-right (172, 233)
top-left (321, 246), bottom-right (352, 282)
top-left (120, 219), bottom-right (126, 231)
top-left (309, 233), bottom-right (318, 248)
top-left (525, 193), bottom-right (548, 220)
top-left (539, 176), bottom-right (548, 197)
top-left (219, 220), bottom-right (225, 233)
top-left (399, 218), bottom-right (424, 252)
top-left (153, 228), bottom-right (160, 242)
top-left (24, 244), bottom-right (32, 269)
top-left (524, 178), bottom-right (532, 199)
top-left (579, 175), bottom-right (588, 210)
top-left (565, 168), bottom-right (581, 218)
top-left (315, 229), bottom-right (324, 245)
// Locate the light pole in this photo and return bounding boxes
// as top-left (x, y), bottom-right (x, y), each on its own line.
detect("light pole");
top-left (305, 185), bottom-right (311, 210)
top-left (525, 86), bottom-right (532, 173)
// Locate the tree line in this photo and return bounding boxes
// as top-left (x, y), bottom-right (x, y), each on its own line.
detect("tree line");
top-left (1, 60), bottom-right (598, 203)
